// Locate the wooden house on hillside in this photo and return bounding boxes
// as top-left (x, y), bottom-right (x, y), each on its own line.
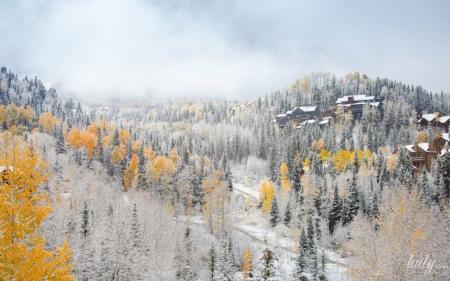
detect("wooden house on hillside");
top-left (417, 113), bottom-right (450, 132)
top-left (335, 95), bottom-right (383, 119)
top-left (286, 106), bottom-right (319, 123)
top-left (405, 143), bottom-right (436, 172)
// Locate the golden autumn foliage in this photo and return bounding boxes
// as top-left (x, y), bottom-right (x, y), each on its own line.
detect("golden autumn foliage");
top-left (333, 149), bottom-right (373, 172)
top-left (132, 140), bottom-right (142, 153)
top-left (346, 187), bottom-right (447, 281)
top-left (319, 149), bottom-right (332, 161)
top-left (303, 158), bottom-right (311, 171)
top-left (242, 248), bottom-right (253, 281)
top-left (280, 161), bottom-right (291, 193)
top-left (67, 127), bottom-right (97, 159)
top-left (259, 180), bottom-right (275, 214)
top-left (387, 153), bottom-right (399, 172)
top-left (0, 104), bottom-right (35, 128)
top-left (38, 112), bottom-right (57, 134)
top-left (123, 153), bottom-right (138, 192)
top-left (169, 147), bottom-right (179, 164)
top-left (111, 143), bottom-right (127, 164)
top-left (119, 129), bottom-right (131, 144)
top-left (87, 122), bottom-right (99, 136)
top-left (201, 170), bottom-right (228, 234)
top-left (333, 149), bottom-right (354, 172)
top-left (66, 127), bottom-right (82, 149)
top-left (79, 131), bottom-right (97, 159)
top-left (149, 155), bottom-right (176, 182)
top-left (0, 133), bottom-right (74, 280)
top-left (144, 146), bottom-right (155, 160)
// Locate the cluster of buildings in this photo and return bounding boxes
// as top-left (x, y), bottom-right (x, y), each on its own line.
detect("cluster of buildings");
top-left (417, 113), bottom-right (450, 132)
top-left (275, 94), bottom-right (383, 128)
top-left (405, 112), bottom-right (450, 172)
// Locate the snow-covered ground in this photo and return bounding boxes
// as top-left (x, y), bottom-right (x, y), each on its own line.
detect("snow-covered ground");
top-left (232, 178), bottom-right (350, 281)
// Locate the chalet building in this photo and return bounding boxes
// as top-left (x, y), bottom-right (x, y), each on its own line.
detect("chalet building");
top-left (404, 132), bottom-right (449, 172)
top-left (286, 106), bottom-right (319, 122)
top-left (434, 133), bottom-right (450, 156)
top-left (275, 105), bottom-right (319, 127)
top-left (417, 113), bottom-right (439, 127)
top-left (417, 113), bottom-right (450, 132)
top-left (405, 143), bottom-right (436, 172)
top-left (336, 95), bottom-right (383, 119)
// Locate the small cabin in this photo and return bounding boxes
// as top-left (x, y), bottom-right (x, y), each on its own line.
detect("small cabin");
top-left (336, 95), bottom-right (382, 119)
top-left (417, 113), bottom-right (439, 127)
top-left (433, 133), bottom-right (449, 156)
top-left (287, 106), bottom-right (319, 122)
top-left (405, 143), bottom-right (436, 172)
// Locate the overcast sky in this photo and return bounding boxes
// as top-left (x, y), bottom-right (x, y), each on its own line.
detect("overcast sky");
top-left (1, 0), bottom-right (449, 99)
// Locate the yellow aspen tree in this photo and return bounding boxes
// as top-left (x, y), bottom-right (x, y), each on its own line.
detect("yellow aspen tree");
top-left (169, 147), bottom-right (179, 164)
top-left (80, 130), bottom-right (97, 160)
top-left (280, 161), bottom-right (291, 192)
top-left (0, 134), bottom-right (74, 280)
top-left (87, 122), bottom-right (99, 136)
top-left (242, 247), bottom-right (253, 281)
top-left (144, 146), bottom-right (155, 160)
top-left (202, 170), bottom-right (228, 234)
top-left (66, 127), bottom-right (82, 149)
top-left (111, 143), bottom-right (127, 164)
top-left (150, 156), bottom-right (176, 183)
top-left (303, 158), bottom-right (311, 171)
top-left (387, 153), bottom-right (399, 172)
top-left (259, 180), bottom-right (275, 214)
top-left (356, 149), bottom-right (372, 163)
top-left (333, 149), bottom-right (354, 172)
top-left (38, 112), bottom-right (56, 134)
top-left (319, 149), bottom-right (331, 161)
top-left (119, 129), bottom-right (131, 144)
top-left (132, 140), bottom-right (142, 153)
top-left (123, 153), bottom-right (138, 192)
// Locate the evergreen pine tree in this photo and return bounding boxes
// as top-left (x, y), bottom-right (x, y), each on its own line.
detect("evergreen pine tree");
top-left (137, 144), bottom-right (147, 190)
top-left (96, 127), bottom-right (104, 163)
top-left (270, 196), bottom-right (280, 227)
top-left (297, 228), bottom-right (308, 275)
top-left (55, 125), bottom-right (66, 154)
top-left (438, 152), bottom-right (450, 198)
top-left (284, 201), bottom-right (292, 226)
top-left (208, 246), bottom-right (216, 281)
top-left (344, 173), bottom-right (360, 225)
top-left (328, 185), bottom-right (342, 234)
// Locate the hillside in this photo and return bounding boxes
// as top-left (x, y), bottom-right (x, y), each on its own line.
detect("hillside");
top-left (1, 67), bottom-right (449, 281)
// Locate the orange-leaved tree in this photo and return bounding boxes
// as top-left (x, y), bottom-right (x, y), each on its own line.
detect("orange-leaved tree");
top-left (0, 132), bottom-right (74, 280)
top-left (123, 153), bottom-right (138, 192)
top-left (242, 247), bottom-right (253, 281)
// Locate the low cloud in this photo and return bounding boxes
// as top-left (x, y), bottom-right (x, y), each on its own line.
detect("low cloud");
top-left (1, 0), bottom-right (449, 100)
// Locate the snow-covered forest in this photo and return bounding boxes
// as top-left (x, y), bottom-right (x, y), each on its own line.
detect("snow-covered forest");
top-left (1, 67), bottom-right (449, 280)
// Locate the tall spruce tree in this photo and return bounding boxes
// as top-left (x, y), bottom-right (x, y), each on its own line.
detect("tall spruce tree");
top-left (270, 196), bottom-right (280, 227)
